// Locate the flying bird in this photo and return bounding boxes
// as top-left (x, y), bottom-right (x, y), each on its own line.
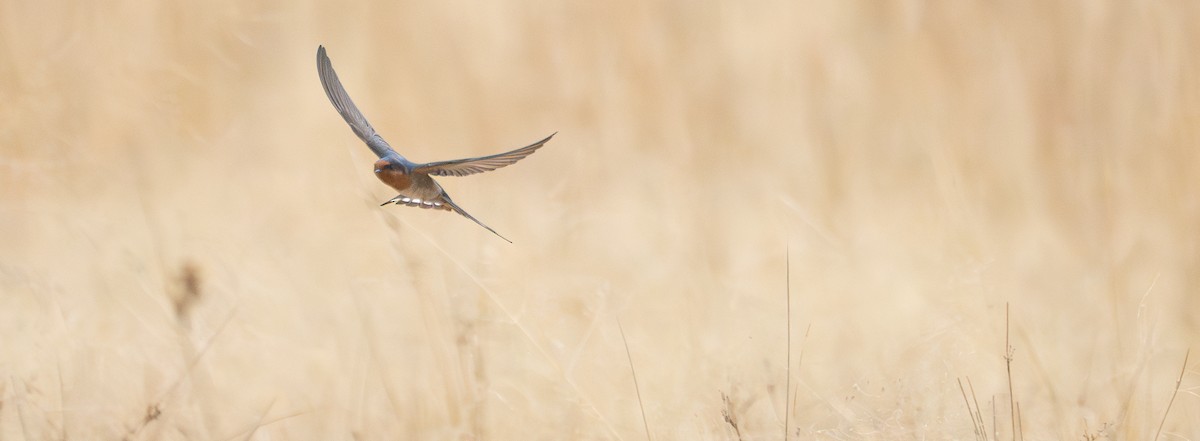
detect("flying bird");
top-left (316, 45), bottom-right (553, 243)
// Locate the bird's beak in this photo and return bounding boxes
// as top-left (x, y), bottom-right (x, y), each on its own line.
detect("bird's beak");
top-left (374, 168), bottom-right (382, 173)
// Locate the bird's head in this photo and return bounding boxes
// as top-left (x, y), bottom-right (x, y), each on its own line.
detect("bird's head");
top-left (374, 158), bottom-right (408, 175)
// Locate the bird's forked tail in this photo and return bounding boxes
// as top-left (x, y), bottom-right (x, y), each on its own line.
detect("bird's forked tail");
top-left (439, 195), bottom-right (512, 244)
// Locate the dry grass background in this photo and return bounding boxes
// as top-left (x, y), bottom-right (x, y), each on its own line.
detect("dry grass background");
top-left (1, 1), bottom-right (1198, 439)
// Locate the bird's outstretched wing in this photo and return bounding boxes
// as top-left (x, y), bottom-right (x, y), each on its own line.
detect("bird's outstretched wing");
top-left (413, 133), bottom-right (555, 177)
top-left (316, 46), bottom-right (399, 159)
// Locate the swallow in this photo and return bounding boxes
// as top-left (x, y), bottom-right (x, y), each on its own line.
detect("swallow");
top-left (317, 45), bottom-right (553, 243)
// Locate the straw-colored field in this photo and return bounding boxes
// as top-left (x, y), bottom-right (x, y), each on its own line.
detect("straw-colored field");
top-left (2, 1), bottom-right (1197, 439)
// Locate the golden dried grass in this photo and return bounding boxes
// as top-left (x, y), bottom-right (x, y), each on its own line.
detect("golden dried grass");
top-left (0, 1), bottom-right (1197, 439)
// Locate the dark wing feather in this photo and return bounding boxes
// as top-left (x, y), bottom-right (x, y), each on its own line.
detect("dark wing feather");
top-left (316, 46), bottom-right (398, 159)
top-left (414, 133), bottom-right (555, 177)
